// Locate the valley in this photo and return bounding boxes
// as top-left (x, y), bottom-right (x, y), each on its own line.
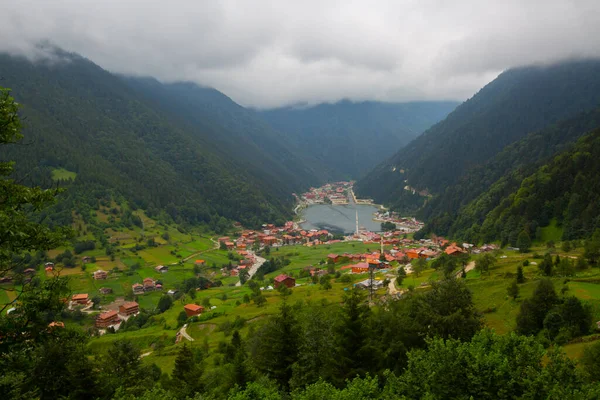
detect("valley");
top-left (3, 35), bottom-right (600, 399)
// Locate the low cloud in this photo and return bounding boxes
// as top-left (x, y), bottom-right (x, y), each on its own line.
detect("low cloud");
top-left (2, 0), bottom-right (599, 108)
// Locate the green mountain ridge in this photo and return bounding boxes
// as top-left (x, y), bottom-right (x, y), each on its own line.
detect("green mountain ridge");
top-left (463, 126), bottom-right (600, 245)
top-left (258, 100), bottom-right (459, 179)
top-left (0, 51), bottom-right (316, 228)
top-left (420, 108), bottom-right (600, 240)
top-left (356, 59), bottom-right (600, 211)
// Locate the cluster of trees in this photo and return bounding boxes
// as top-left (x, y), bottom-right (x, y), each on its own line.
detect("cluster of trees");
top-left (517, 279), bottom-right (593, 344)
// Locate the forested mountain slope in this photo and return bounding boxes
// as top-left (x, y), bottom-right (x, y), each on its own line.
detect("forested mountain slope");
top-left (356, 59), bottom-right (600, 208)
top-left (259, 100), bottom-right (458, 179)
top-left (0, 51), bottom-right (317, 228)
top-left (122, 78), bottom-right (330, 187)
top-left (462, 127), bottom-right (600, 245)
top-left (420, 108), bottom-right (600, 239)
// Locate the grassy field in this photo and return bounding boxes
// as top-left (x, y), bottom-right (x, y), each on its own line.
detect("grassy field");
top-left (9, 224), bottom-right (600, 375)
top-left (51, 167), bottom-right (77, 181)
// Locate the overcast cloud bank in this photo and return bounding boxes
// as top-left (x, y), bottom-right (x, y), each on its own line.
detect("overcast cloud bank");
top-left (2, 0), bottom-right (600, 108)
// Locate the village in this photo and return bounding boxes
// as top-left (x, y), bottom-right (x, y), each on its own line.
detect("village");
top-left (58, 217), bottom-right (500, 333)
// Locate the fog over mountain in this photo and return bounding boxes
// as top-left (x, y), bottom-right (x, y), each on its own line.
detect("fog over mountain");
top-left (3, 0), bottom-right (600, 108)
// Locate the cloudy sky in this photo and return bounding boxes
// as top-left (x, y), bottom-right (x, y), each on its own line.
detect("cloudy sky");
top-left (3, 0), bottom-right (600, 108)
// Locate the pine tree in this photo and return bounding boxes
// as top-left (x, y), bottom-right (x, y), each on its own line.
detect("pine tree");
top-left (516, 266), bottom-right (525, 283)
top-left (507, 280), bottom-right (519, 300)
top-left (516, 231), bottom-right (532, 253)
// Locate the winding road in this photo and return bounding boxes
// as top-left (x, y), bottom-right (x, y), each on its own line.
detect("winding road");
top-left (236, 251), bottom-right (266, 287)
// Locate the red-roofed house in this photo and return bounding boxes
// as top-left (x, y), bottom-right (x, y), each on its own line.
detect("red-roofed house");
top-left (274, 274), bottom-right (295, 289)
top-left (96, 310), bottom-right (120, 328)
top-left (71, 293), bottom-right (89, 305)
top-left (352, 262), bottom-right (370, 274)
top-left (132, 283), bottom-right (144, 295)
top-left (327, 254), bottom-right (340, 263)
top-left (445, 244), bottom-right (465, 256)
top-left (406, 249), bottom-right (420, 260)
top-left (119, 301), bottom-right (139, 316)
top-left (262, 236), bottom-right (278, 246)
top-left (184, 304), bottom-right (205, 318)
top-left (143, 278), bottom-right (155, 291)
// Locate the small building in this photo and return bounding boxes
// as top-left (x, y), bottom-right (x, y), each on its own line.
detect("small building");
top-left (71, 293), bottom-right (89, 305)
top-left (93, 270), bottom-right (108, 280)
top-left (23, 268), bottom-right (36, 275)
top-left (351, 262), bottom-right (370, 274)
top-left (445, 244), bottom-right (465, 256)
top-left (155, 265), bottom-right (168, 273)
top-left (82, 256), bottom-right (92, 264)
top-left (355, 279), bottom-right (384, 290)
top-left (132, 283), bottom-right (144, 295)
top-left (195, 259), bottom-right (206, 266)
top-left (406, 249), bottom-right (420, 259)
top-left (184, 304), bottom-right (205, 318)
top-left (45, 262), bottom-right (55, 268)
top-left (48, 321), bottom-right (65, 330)
top-left (119, 301), bottom-right (139, 316)
top-left (167, 289), bottom-right (179, 296)
top-left (99, 287), bottom-right (113, 295)
top-left (327, 254), bottom-right (340, 263)
top-left (96, 310), bottom-right (120, 328)
top-left (262, 236), bottom-right (278, 246)
top-left (143, 278), bottom-right (155, 291)
top-left (274, 274), bottom-right (295, 289)
top-left (225, 241), bottom-right (235, 250)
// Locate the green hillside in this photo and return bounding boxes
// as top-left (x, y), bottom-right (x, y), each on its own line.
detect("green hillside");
top-left (420, 108), bottom-right (600, 240)
top-left (0, 51), bottom-right (318, 230)
top-left (462, 127), bottom-right (600, 245)
top-left (356, 59), bottom-right (600, 211)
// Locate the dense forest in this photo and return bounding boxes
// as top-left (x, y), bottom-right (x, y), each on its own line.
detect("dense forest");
top-left (259, 100), bottom-right (458, 179)
top-left (419, 108), bottom-right (600, 240)
top-left (451, 127), bottom-right (600, 245)
top-left (0, 50), bottom-right (320, 230)
top-left (356, 59), bottom-right (600, 213)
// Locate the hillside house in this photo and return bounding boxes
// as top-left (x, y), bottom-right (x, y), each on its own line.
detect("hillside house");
top-left (155, 265), bottom-right (168, 273)
top-left (355, 279), bottom-right (384, 290)
top-left (406, 249), bottom-right (420, 259)
top-left (45, 262), bottom-right (55, 268)
top-left (262, 236), bottom-right (278, 246)
top-left (71, 293), bottom-right (90, 305)
top-left (96, 310), bottom-right (120, 328)
top-left (351, 262), bottom-right (370, 274)
top-left (445, 244), bottom-right (465, 256)
top-left (143, 278), bottom-right (155, 291)
top-left (82, 256), bottom-right (92, 264)
top-left (218, 237), bottom-right (230, 244)
top-left (99, 287), bottom-right (113, 295)
top-left (119, 301), bottom-right (139, 316)
top-left (274, 274), bottom-right (295, 289)
top-left (195, 259), bottom-right (206, 266)
top-left (93, 270), bottom-right (107, 280)
top-left (23, 268), bottom-right (36, 275)
top-left (327, 254), bottom-right (341, 263)
top-left (184, 304), bottom-right (205, 318)
top-left (132, 283), bottom-right (144, 295)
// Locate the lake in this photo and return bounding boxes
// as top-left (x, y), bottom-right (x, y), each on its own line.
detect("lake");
top-left (299, 204), bottom-right (381, 234)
